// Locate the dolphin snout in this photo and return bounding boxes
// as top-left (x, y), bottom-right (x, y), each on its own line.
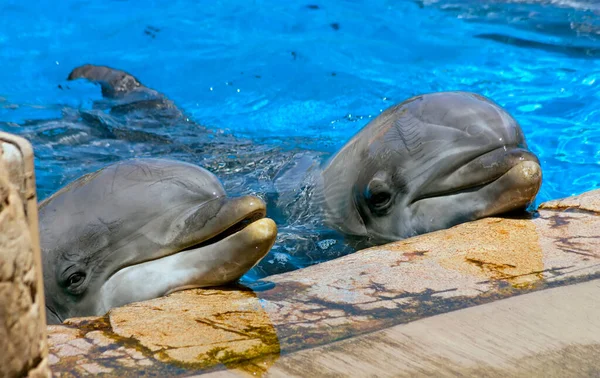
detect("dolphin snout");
top-left (478, 159), bottom-right (542, 218)
top-left (455, 147), bottom-right (539, 185)
top-left (414, 147), bottom-right (539, 202)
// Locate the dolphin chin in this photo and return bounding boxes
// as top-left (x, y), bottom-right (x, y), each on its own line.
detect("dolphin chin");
top-left (97, 217), bottom-right (277, 314)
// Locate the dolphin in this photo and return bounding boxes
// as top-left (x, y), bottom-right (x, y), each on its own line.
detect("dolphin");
top-left (320, 91), bottom-right (542, 243)
top-left (67, 64), bottom-right (195, 131)
top-left (67, 63), bottom-right (168, 108)
top-left (40, 158), bottom-right (277, 324)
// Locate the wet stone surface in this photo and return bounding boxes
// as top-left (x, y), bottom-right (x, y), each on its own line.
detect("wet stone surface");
top-left (47, 190), bottom-right (600, 376)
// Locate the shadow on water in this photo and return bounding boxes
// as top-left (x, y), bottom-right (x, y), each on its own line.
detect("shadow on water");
top-left (417, 0), bottom-right (600, 59)
top-left (476, 33), bottom-right (600, 59)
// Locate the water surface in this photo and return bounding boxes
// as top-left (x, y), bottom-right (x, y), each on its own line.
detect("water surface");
top-left (1, 0), bottom-right (599, 277)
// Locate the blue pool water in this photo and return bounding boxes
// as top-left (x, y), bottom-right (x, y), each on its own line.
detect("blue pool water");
top-left (1, 0), bottom-right (599, 277)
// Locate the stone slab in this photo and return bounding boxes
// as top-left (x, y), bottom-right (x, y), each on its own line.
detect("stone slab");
top-left (210, 279), bottom-right (600, 377)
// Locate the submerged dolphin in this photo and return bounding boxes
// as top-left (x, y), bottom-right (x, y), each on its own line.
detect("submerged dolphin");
top-left (67, 64), bottom-right (197, 132)
top-left (320, 91), bottom-right (542, 242)
top-left (67, 64), bottom-right (170, 109)
top-left (40, 158), bottom-right (277, 324)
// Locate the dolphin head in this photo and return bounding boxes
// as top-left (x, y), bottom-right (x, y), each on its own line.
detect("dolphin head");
top-left (40, 159), bottom-right (276, 324)
top-left (322, 91), bottom-right (542, 243)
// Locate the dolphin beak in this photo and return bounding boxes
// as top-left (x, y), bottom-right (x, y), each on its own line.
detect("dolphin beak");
top-left (165, 217), bottom-right (277, 294)
top-left (409, 148), bottom-right (542, 236)
top-left (478, 159), bottom-right (542, 217)
top-left (95, 197), bottom-right (278, 314)
top-left (414, 147), bottom-right (540, 203)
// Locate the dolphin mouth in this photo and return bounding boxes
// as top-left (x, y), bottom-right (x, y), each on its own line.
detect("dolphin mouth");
top-left (412, 147), bottom-right (540, 204)
top-left (178, 207), bottom-right (267, 252)
top-left (109, 195), bottom-right (270, 274)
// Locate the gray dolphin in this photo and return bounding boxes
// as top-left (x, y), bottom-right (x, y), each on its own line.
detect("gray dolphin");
top-left (40, 158), bottom-right (277, 324)
top-left (67, 64), bottom-right (192, 130)
top-left (320, 91), bottom-right (542, 242)
top-left (67, 64), bottom-right (165, 106)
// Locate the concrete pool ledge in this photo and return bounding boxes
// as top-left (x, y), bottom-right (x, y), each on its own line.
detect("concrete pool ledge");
top-left (47, 190), bottom-right (600, 376)
top-left (216, 278), bottom-right (600, 377)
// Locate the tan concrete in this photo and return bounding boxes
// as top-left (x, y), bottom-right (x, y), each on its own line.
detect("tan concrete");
top-left (259, 279), bottom-right (600, 377)
top-left (111, 289), bottom-right (280, 367)
top-left (540, 189), bottom-right (600, 213)
top-left (0, 133), bottom-right (50, 378)
top-left (46, 189), bottom-right (600, 376)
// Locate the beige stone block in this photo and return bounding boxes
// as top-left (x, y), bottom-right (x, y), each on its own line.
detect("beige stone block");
top-left (0, 133), bottom-right (49, 378)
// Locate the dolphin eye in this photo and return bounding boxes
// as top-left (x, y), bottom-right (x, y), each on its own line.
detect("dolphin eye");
top-left (66, 272), bottom-right (86, 292)
top-left (365, 178), bottom-right (393, 214)
top-left (370, 191), bottom-right (391, 207)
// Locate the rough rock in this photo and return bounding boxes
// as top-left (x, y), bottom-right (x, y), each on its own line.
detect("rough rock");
top-left (539, 189), bottom-right (600, 213)
top-left (47, 189), bottom-right (600, 376)
top-left (0, 134), bottom-right (50, 378)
